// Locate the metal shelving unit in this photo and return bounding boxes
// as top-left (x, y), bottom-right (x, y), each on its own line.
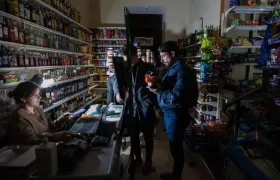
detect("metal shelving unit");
top-left (0, 10), bottom-right (92, 46)
top-left (43, 84), bottom-right (98, 113)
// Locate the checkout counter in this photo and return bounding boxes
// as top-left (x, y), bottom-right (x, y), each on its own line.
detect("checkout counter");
top-left (0, 104), bottom-right (125, 180)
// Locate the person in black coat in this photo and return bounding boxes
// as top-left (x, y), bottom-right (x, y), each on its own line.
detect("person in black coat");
top-left (117, 45), bottom-right (158, 175)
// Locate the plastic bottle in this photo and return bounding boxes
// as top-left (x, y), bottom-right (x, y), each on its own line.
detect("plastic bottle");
top-left (35, 133), bottom-right (58, 176)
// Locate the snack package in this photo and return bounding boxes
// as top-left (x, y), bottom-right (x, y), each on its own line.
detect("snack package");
top-left (241, 0), bottom-right (257, 6)
top-left (259, 0), bottom-right (269, 5)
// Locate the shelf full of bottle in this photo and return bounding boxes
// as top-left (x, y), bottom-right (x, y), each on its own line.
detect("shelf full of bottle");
top-left (85, 66), bottom-right (108, 88)
top-left (0, 46), bottom-right (96, 70)
top-left (40, 75), bottom-right (98, 112)
top-left (44, 88), bottom-right (101, 122)
top-left (0, 63), bottom-right (97, 88)
top-left (0, 0), bottom-right (92, 39)
top-left (0, 16), bottom-right (92, 56)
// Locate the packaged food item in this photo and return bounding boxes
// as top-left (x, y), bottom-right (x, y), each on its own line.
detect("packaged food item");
top-left (241, 0), bottom-right (257, 6)
top-left (259, 0), bottom-right (269, 5)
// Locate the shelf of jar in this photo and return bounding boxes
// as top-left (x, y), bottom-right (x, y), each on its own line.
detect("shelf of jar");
top-left (0, 11), bottom-right (92, 46)
top-left (34, 0), bottom-right (92, 33)
top-left (43, 84), bottom-right (98, 113)
top-left (0, 40), bottom-right (92, 56)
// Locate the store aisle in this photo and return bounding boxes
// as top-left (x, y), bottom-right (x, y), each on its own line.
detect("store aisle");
top-left (121, 121), bottom-right (210, 180)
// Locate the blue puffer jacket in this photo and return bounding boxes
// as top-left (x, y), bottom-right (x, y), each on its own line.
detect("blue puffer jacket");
top-left (157, 60), bottom-right (190, 141)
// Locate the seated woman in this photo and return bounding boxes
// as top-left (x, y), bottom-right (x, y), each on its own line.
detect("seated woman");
top-left (7, 81), bottom-right (72, 145)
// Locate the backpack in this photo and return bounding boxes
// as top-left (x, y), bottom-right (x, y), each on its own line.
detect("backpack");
top-left (184, 66), bottom-right (199, 108)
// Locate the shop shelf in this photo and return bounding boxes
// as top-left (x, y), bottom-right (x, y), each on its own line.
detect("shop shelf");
top-left (0, 65), bottom-right (98, 72)
top-left (197, 101), bottom-right (218, 107)
top-left (0, 11), bottom-right (92, 46)
top-left (93, 38), bottom-right (126, 41)
top-left (179, 42), bottom-right (201, 49)
top-left (185, 55), bottom-right (201, 59)
top-left (73, 95), bottom-right (102, 112)
top-left (34, 0), bottom-right (92, 33)
top-left (226, 25), bottom-right (267, 33)
top-left (196, 109), bottom-right (217, 116)
top-left (92, 59), bottom-right (107, 61)
top-left (0, 40), bottom-right (92, 57)
top-left (231, 46), bottom-right (261, 49)
top-left (92, 45), bottom-right (123, 47)
top-left (229, 6), bottom-right (274, 14)
top-left (0, 81), bottom-right (24, 89)
top-left (92, 52), bottom-right (107, 54)
top-left (41, 74), bottom-right (97, 88)
top-left (43, 84), bottom-right (98, 112)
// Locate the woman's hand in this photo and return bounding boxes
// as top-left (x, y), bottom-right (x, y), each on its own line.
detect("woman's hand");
top-left (53, 131), bottom-right (72, 142)
top-left (63, 112), bottom-right (73, 121)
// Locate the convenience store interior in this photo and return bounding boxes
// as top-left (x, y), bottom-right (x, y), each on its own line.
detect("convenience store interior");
top-left (1, 0), bottom-right (280, 180)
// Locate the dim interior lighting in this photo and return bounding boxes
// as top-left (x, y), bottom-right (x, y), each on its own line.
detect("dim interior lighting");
top-left (41, 79), bottom-right (55, 88)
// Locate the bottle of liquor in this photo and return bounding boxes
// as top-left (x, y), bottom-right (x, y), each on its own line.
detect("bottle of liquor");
top-left (24, 51), bottom-right (30, 67)
top-left (8, 19), bottom-right (15, 42)
top-left (2, 46), bottom-right (9, 67)
top-left (19, 0), bottom-right (24, 18)
top-left (11, 0), bottom-right (19, 16)
top-left (0, 16), bottom-right (3, 40)
top-left (35, 7), bottom-right (40, 25)
top-left (3, 17), bottom-right (8, 41)
top-left (18, 23), bottom-right (24, 44)
top-left (24, 1), bottom-right (31, 21)
top-left (17, 50), bottom-right (24, 67)
top-left (13, 20), bottom-right (19, 43)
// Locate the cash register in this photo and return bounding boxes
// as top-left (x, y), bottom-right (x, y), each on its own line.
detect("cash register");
top-left (57, 104), bottom-right (123, 172)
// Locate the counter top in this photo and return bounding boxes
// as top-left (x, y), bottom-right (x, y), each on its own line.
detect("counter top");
top-left (29, 133), bottom-right (122, 180)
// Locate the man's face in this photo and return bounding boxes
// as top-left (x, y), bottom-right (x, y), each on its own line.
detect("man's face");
top-left (160, 52), bottom-right (174, 67)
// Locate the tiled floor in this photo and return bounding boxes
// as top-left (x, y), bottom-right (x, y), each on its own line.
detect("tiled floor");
top-left (121, 121), bottom-right (212, 180)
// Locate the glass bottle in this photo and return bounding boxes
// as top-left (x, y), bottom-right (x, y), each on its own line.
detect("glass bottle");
top-left (24, 51), bottom-right (30, 67)
top-left (24, 27), bottom-right (30, 45)
top-left (17, 50), bottom-right (24, 67)
top-left (13, 20), bottom-right (19, 43)
top-left (19, 0), bottom-right (24, 18)
top-left (29, 27), bottom-right (35, 45)
top-left (18, 23), bottom-right (24, 44)
top-left (3, 17), bottom-right (8, 41)
top-left (24, 1), bottom-right (31, 21)
top-left (31, 5), bottom-right (37, 23)
top-left (11, 0), bottom-right (19, 16)
top-left (8, 19), bottom-right (15, 42)
top-left (35, 7), bottom-right (40, 25)
top-left (0, 16), bottom-right (3, 40)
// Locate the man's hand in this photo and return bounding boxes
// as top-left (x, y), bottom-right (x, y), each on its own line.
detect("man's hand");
top-left (116, 92), bottom-right (124, 104)
top-left (149, 76), bottom-right (163, 94)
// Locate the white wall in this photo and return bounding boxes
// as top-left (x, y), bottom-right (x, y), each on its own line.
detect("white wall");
top-left (188, 0), bottom-right (221, 34)
top-left (71, 0), bottom-right (190, 41)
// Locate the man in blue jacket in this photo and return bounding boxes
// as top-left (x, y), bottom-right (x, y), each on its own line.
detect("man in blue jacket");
top-left (150, 41), bottom-right (198, 180)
